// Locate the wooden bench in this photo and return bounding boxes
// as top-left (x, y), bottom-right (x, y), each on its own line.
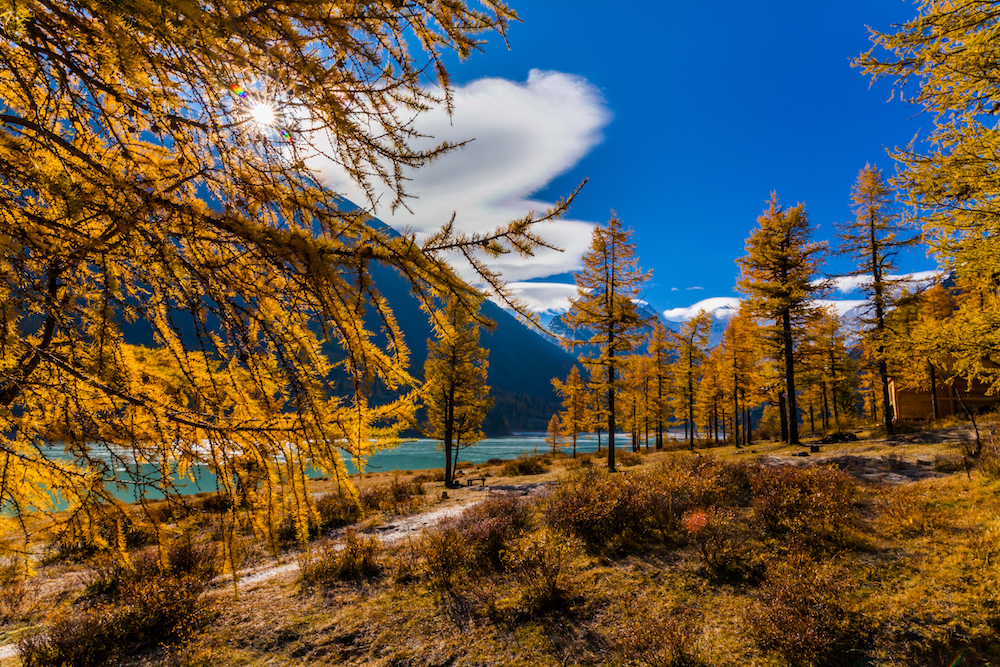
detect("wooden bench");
top-left (465, 476), bottom-right (487, 487)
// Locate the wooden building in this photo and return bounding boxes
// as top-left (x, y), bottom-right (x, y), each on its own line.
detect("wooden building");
top-left (888, 374), bottom-right (997, 421)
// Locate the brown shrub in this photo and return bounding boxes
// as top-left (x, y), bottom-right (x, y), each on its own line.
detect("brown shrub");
top-left (299, 529), bottom-right (381, 587)
top-left (501, 454), bottom-right (550, 476)
top-left (745, 553), bottom-right (868, 667)
top-left (452, 493), bottom-right (531, 572)
top-left (420, 525), bottom-right (468, 592)
top-left (683, 507), bottom-right (762, 583)
top-left (500, 528), bottom-right (577, 613)
top-left (360, 475), bottom-right (424, 514)
top-left (0, 556), bottom-right (34, 623)
top-left (615, 601), bottom-right (703, 667)
top-left (544, 466), bottom-right (692, 553)
top-left (617, 450), bottom-right (644, 467)
top-left (750, 465), bottom-right (859, 549)
top-left (21, 560), bottom-right (213, 667)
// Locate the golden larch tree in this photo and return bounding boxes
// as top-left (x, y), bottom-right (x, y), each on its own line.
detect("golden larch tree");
top-left (858, 2), bottom-right (1000, 394)
top-left (835, 164), bottom-right (920, 435)
top-left (674, 310), bottom-right (712, 450)
top-left (563, 214), bottom-right (650, 472)
top-left (737, 194), bottom-right (827, 446)
top-left (423, 296), bottom-right (492, 488)
top-left (0, 0), bottom-right (564, 552)
top-left (648, 322), bottom-right (676, 450)
top-left (552, 365), bottom-right (588, 458)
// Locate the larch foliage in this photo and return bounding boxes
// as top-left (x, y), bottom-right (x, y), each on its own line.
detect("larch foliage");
top-left (737, 194), bottom-right (827, 445)
top-left (647, 322), bottom-right (675, 450)
top-left (674, 310), bottom-right (711, 450)
top-left (857, 1), bottom-right (1000, 392)
top-left (563, 214), bottom-right (650, 472)
top-left (0, 0), bottom-right (565, 556)
top-left (835, 164), bottom-right (920, 434)
top-left (552, 365), bottom-right (587, 459)
top-left (423, 295), bottom-right (491, 488)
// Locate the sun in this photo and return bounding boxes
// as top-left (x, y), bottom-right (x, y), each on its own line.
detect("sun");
top-left (249, 102), bottom-right (276, 127)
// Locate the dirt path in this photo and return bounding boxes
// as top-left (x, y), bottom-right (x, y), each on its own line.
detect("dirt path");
top-left (228, 481), bottom-right (553, 590)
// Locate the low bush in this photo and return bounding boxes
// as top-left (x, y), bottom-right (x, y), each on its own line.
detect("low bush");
top-left (45, 510), bottom-right (156, 563)
top-left (21, 540), bottom-right (217, 667)
top-left (686, 458), bottom-right (755, 508)
top-left (314, 492), bottom-right (362, 531)
top-left (360, 475), bottom-right (424, 514)
top-left (683, 507), bottom-right (762, 583)
top-left (934, 454), bottom-right (964, 473)
top-left (750, 464), bottom-right (859, 549)
top-left (501, 454), bottom-right (550, 477)
top-left (745, 553), bottom-right (868, 667)
top-left (544, 466), bottom-right (692, 553)
top-left (501, 528), bottom-right (577, 613)
top-left (420, 525), bottom-right (468, 592)
top-left (0, 556), bottom-right (33, 623)
top-left (299, 529), bottom-right (381, 587)
top-left (616, 450), bottom-right (644, 467)
top-left (452, 493), bottom-right (531, 572)
top-left (615, 601), bottom-right (703, 667)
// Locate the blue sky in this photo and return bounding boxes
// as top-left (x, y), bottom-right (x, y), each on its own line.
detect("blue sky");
top-left (320, 1), bottom-right (937, 321)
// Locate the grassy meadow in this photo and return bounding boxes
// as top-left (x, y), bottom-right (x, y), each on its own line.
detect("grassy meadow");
top-left (2, 421), bottom-right (999, 667)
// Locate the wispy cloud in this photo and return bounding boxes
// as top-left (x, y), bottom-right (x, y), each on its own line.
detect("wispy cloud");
top-left (313, 70), bottom-right (612, 282)
top-left (686, 286), bottom-right (704, 291)
top-left (504, 282), bottom-right (579, 313)
top-left (662, 297), bottom-right (741, 322)
top-left (814, 299), bottom-right (869, 318)
top-left (824, 270), bottom-right (941, 295)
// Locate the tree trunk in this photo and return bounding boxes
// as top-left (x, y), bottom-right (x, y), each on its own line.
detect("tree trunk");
top-left (822, 382), bottom-right (829, 429)
top-left (687, 347), bottom-right (696, 450)
top-left (782, 310), bottom-right (800, 445)
top-left (444, 384), bottom-right (455, 487)
top-left (929, 363), bottom-right (939, 420)
top-left (656, 373), bottom-right (664, 449)
top-left (608, 336), bottom-right (616, 472)
top-left (871, 219), bottom-right (894, 437)
top-left (778, 391), bottom-right (788, 443)
top-left (734, 376), bottom-right (741, 447)
top-left (809, 403), bottom-right (815, 433)
top-left (879, 358), bottom-right (894, 433)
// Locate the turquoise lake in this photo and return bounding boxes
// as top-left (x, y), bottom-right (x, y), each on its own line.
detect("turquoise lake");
top-left (39, 430), bottom-right (683, 505)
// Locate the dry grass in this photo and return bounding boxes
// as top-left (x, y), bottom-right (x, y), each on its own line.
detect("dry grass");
top-left (5, 425), bottom-right (1000, 666)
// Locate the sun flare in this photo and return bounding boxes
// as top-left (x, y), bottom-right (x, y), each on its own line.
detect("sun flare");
top-left (249, 102), bottom-right (276, 127)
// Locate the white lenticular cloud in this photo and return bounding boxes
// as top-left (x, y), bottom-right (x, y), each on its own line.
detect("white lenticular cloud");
top-left (662, 297), bottom-right (742, 322)
top-left (505, 282), bottom-right (579, 313)
top-left (825, 270), bottom-right (941, 294)
top-left (814, 299), bottom-right (869, 318)
top-left (312, 70), bottom-right (612, 282)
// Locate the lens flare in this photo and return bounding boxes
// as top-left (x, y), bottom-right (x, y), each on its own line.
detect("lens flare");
top-left (249, 102), bottom-right (276, 127)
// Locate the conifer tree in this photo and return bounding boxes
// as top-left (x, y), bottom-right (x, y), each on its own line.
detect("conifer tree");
top-left (737, 194), bottom-right (827, 446)
top-left (545, 413), bottom-right (564, 458)
top-left (423, 296), bottom-right (492, 488)
top-left (0, 0), bottom-right (569, 549)
top-left (552, 366), bottom-right (588, 458)
top-left (674, 311), bottom-right (712, 450)
top-left (836, 164), bottom-right (920, 435)
top-left (858, 4), bottom-right (1000, 392)
top-left (564, 215), bottom-right (651, 471)
top-left (648, 322), bottom-right (675, 449)
top-left (719, 307), bottom-right (765, 447)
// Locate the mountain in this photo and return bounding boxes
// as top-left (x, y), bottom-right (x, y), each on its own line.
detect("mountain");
top-left (364, 262), bottom-right (577, 433)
